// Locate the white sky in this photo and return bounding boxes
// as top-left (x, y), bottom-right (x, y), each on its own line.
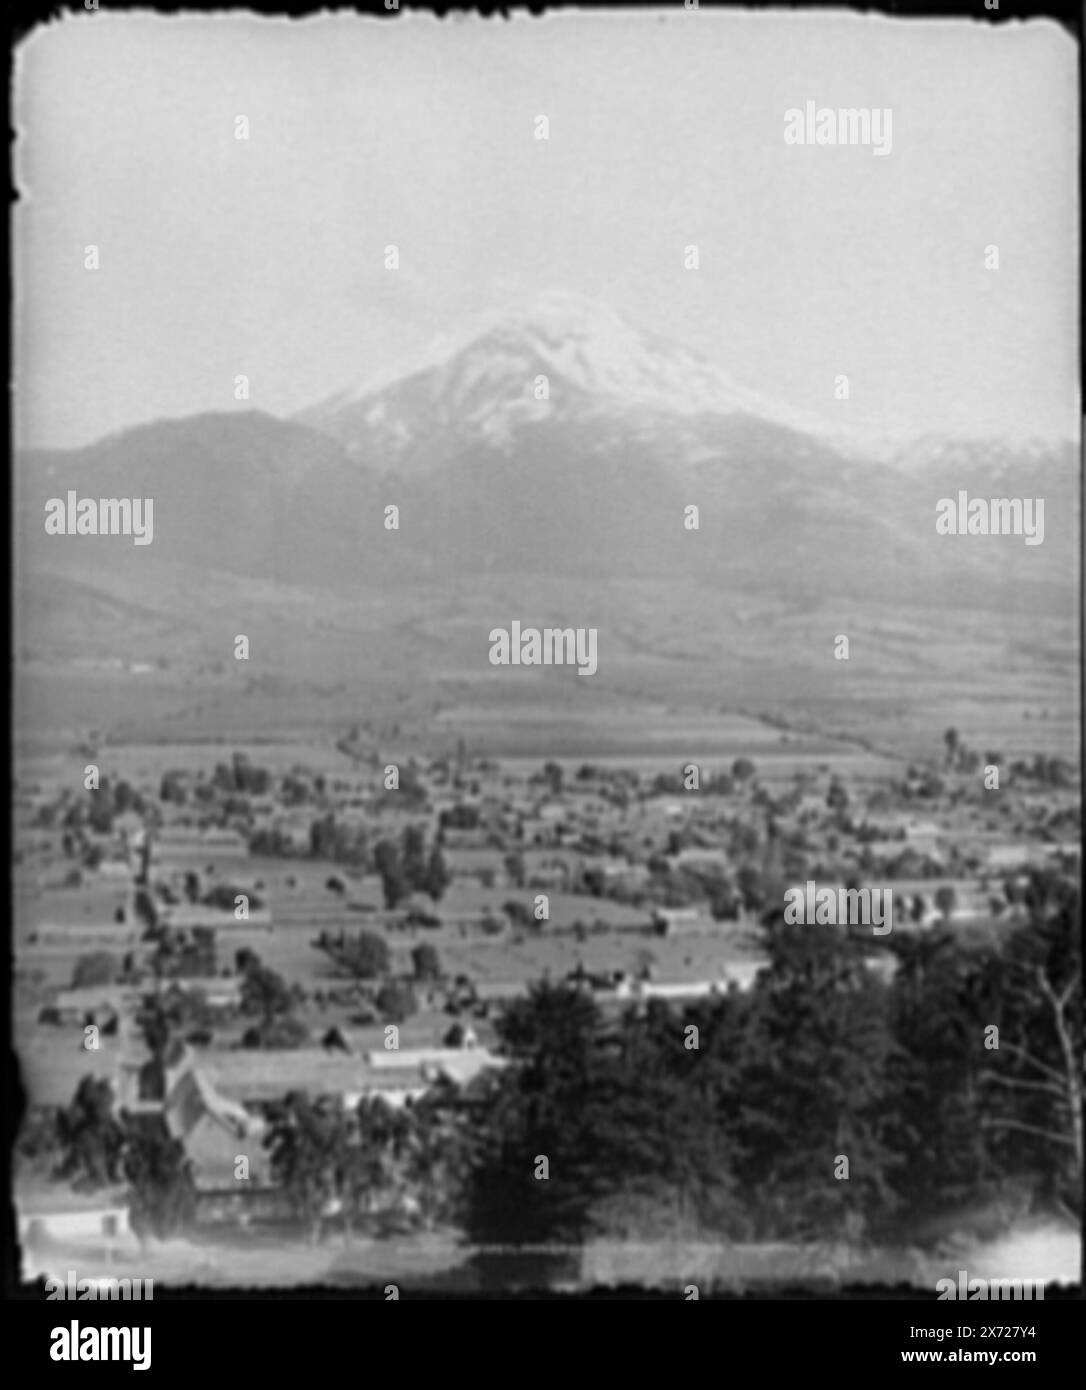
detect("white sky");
top-left (13, 8), bottom-right (1080, 450)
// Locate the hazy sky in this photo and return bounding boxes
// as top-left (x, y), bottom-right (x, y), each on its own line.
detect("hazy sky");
top-left (14, 9), bottom-right (1079, 450)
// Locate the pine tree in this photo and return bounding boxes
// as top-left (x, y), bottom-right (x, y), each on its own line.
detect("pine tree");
top-left (735, 921), bottom-right (902, 1239)
top-left (461, 983), bottom-right (610, 1246)
top-left (123, 1120), bottom-right (197, 1241)
top-left (884, 929), bottom-right (998, 1224)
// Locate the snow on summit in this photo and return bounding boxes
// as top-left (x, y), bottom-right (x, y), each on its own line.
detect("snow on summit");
top-left (300, 290), bottom-right (832, 445)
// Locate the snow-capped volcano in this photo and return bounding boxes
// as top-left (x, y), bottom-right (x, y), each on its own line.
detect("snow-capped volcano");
top-left (19, 289), bottom-right (1073, 623)
top-left (297, 289), bottom-right (837, 458)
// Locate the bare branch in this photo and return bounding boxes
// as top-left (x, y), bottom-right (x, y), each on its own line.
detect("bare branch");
top-left (997, 1041), bottom-right (1066, 1084)
top-left (978, 1070), bottom-right (1064, 1097)
top-left (980, 1118), bottom-right (1075, 1148)
top-left (1036, 968), bottom-right (1082, 1099)
top-left (1037, 968), bottom-right (1079, 1013)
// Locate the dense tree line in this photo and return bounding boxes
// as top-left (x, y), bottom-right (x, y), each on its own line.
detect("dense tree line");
top-left (264, 866), bottom-right (1081, 1247)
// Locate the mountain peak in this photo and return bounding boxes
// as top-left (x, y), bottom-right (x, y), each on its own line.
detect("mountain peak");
top-left (305, 289), bottom-right (833, 441)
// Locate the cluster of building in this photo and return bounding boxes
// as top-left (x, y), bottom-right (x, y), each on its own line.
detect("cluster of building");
top-left (14, 738), bottom-right (1079, 1252)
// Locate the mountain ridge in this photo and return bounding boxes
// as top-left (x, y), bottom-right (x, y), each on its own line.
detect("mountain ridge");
top-left (15, 295), bottom-right (1078, 647)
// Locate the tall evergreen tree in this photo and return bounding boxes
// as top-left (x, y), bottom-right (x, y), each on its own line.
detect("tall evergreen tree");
top-left (461, 983), bottom-right (611, 1246)
top-left (735, 922), bottom-right (902, 1239)
top-left (884, 928), bottom-right (999, 1225)
top-left (123, 1120), bottom-right (197, 1241)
